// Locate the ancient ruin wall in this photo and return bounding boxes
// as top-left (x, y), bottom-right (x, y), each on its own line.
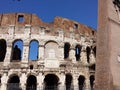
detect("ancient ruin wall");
top-left (0, 13), bottom-right (96, 90)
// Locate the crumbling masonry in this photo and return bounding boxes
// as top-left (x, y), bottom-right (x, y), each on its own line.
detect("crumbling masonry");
top-left (0, 13), bottom-right (96, 90)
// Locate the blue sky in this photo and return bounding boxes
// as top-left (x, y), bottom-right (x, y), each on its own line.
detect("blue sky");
top-left (0, 0), bottom-right (98, 29)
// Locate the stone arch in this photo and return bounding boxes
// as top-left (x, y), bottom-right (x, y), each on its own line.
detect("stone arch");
top-left (75, 44), bottom-right (82, 61)
top-left (86, 46), bottom-right (91, 63)
top-left (11, 39), bottom-right (23, 61)
top-left (78, 75), bottom-right (85, 90)
top-left (64, 42), bottom-right (70, 59)
top-left (0, 39), bottom-right (7, 62)
top-left (7, 74), bottom-right (20, 90)
top-left (65, 73), bottom-right (73, 90)
top-left (44, 41), bottom-right (59, 59)
top-left (29, 40), bottom-right (39, 60)
top-left (26, 75), bottom-right (37, 90)
top-left (90, 75), bottom-right (95, 90)
top-left (44, 74), bottom-right (59, 90)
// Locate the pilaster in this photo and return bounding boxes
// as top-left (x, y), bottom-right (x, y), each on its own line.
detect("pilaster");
top-left (70, 46), bottom-right (76, 62)
top-left (20, 73), bottom-right (27, 90)
top-left (39, 45), bottom-right (44, 60)
top-left (4, 42), bottom-right (12, 66)
top-left (59, 73), bottom-right (65, 90)
top-left (1, 73), bottom-right (8, 90)
top-left (37, 72), bottom-right (44, 89)
top-left (80, 48), bottom-right (88, 65)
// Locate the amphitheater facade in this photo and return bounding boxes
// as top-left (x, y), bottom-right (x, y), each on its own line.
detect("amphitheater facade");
top-left (0, 13), bottom-right (96, 90)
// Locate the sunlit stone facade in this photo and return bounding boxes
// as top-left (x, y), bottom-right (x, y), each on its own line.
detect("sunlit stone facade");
top-left (0, 13), bottom-right (96, 90)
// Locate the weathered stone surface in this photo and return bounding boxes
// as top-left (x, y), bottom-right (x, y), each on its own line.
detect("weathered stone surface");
top-left (0, 13), bottom-right (96, 90)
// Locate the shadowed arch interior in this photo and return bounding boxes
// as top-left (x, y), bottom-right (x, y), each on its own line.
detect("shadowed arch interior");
top-left (90, 75), bottom-right (95, 90)
top-left (0, 39), bottom-right (7, 62)
top-left (64, 43), bottom-right (70, 59)
top-left (78, 75), bottom-right (85, 90)
top-left (7, 75), bottom-right (20, 90)
top-left (65, 74), bottom-right (73, 90)
top-left (44, 74), bottom-right (59, 90)
top-left (26, 75), bottom-right (37, 90)
top-left (86, 46), bottom-right (91, 63)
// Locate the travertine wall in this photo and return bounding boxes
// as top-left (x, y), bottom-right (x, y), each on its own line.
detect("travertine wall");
top-left (0, 13), bottom-right (96, 90)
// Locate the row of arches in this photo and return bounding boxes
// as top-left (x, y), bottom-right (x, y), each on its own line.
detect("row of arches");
top-left (4, 74), bottom-right (95, 90)
top-left (0, 39), bottom-right (96, 62)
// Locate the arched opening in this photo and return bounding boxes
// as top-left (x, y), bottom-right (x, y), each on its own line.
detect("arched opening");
top-left (78, 75), bottom-right (85, 90)
top-left (64, 43), bottom-right (70, 59)
top-left (75, 45), bottom-right (82, 61)
top-left (45, 41), bottom-right (58, 59)
top-left (44, 74), bottom-right (59, 90)
top-left (86, 47), bottom-right (91, 63)
top-left (0, 39), bottom-right (7, 62)
top-left (11, 40), bottom-right (23, 61)
top-left (65, 74), bottom-right (73, 90)
top-left (7, 75), bottom-right (20, 90)
top-left (29, 40), bottom-right (39, 60)
top-left (90, 75), bottom-right (95, 90)
top-left (26, 75), bottom-right (37, 90)
top-left (93, 46), bottom-right (96, 57)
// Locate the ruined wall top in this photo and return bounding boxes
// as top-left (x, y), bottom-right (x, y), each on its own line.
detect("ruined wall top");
top-left (0, 13), bottom-right (96, 37)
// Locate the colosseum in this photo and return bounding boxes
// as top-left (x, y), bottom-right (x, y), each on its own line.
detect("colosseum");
top-left (0, 13), bottom-right (96, 90)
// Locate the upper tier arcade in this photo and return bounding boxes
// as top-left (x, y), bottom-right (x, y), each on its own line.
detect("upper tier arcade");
top-left (0, 13), bottom-right (96, 38)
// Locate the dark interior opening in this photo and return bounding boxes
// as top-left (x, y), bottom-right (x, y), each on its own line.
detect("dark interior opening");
top-left (78, 75), bottom-right (85, 90)
top-left (0, 39), bottom-right (7, 62)
top-left (64, 43), bottom-right (70, 59)
top-left (26, 75), bottom-right (37, 90)
top-left (89, 64), bottom-right (96, 71)
top-left (0, 76), bottom-right (1, 84)
top-left (92, 31), bottom-right (94, 35)
top-left (44, 74), bottom-right (59, 90)
top-left (74, 23), bottom-right (78, 29)
top-left (93, 46), bottom-right (96, 57)
top-left (86, 47), bottom-right (91, 63)
top-left (30, 65), bottom-right (33, 70)
top-left (90, 75), bottom-right (95, 90)
top-left (65, 74), bottom-right (73, 90)
top-left (7, 75), bottom-right (20, 90)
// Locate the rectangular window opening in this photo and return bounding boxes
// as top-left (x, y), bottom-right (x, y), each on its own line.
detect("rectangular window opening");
top-left (74, 23), bottom-right (78, 29)
top-left (18, 15), bottom-right (24, 22)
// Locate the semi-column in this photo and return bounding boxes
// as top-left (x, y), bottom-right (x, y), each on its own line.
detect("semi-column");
top-left (39, 43), bottom-right (44, 60)
top-left (85, 74), bottom-right (90, 90)
top-left (22, 41), bottom-right (29, 67)
top-left (59, 73), bottom-right (65, 90)
top-left (80, 47), bottom-right (88, 65)
top-left (3, 41), bottom-right (12, 66)
top-left (73, 76), bottom-right (79, 90)
top-left (70, 45), bottom-right (76, 62)
top-left (1, 73), bottom-right (8, 90)
top-left (20, 72), bottom-right (27, 90)
top-left (37, 72), bottom-right (44, 89)
top-left (59, 43), bottom-right (64, 60)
